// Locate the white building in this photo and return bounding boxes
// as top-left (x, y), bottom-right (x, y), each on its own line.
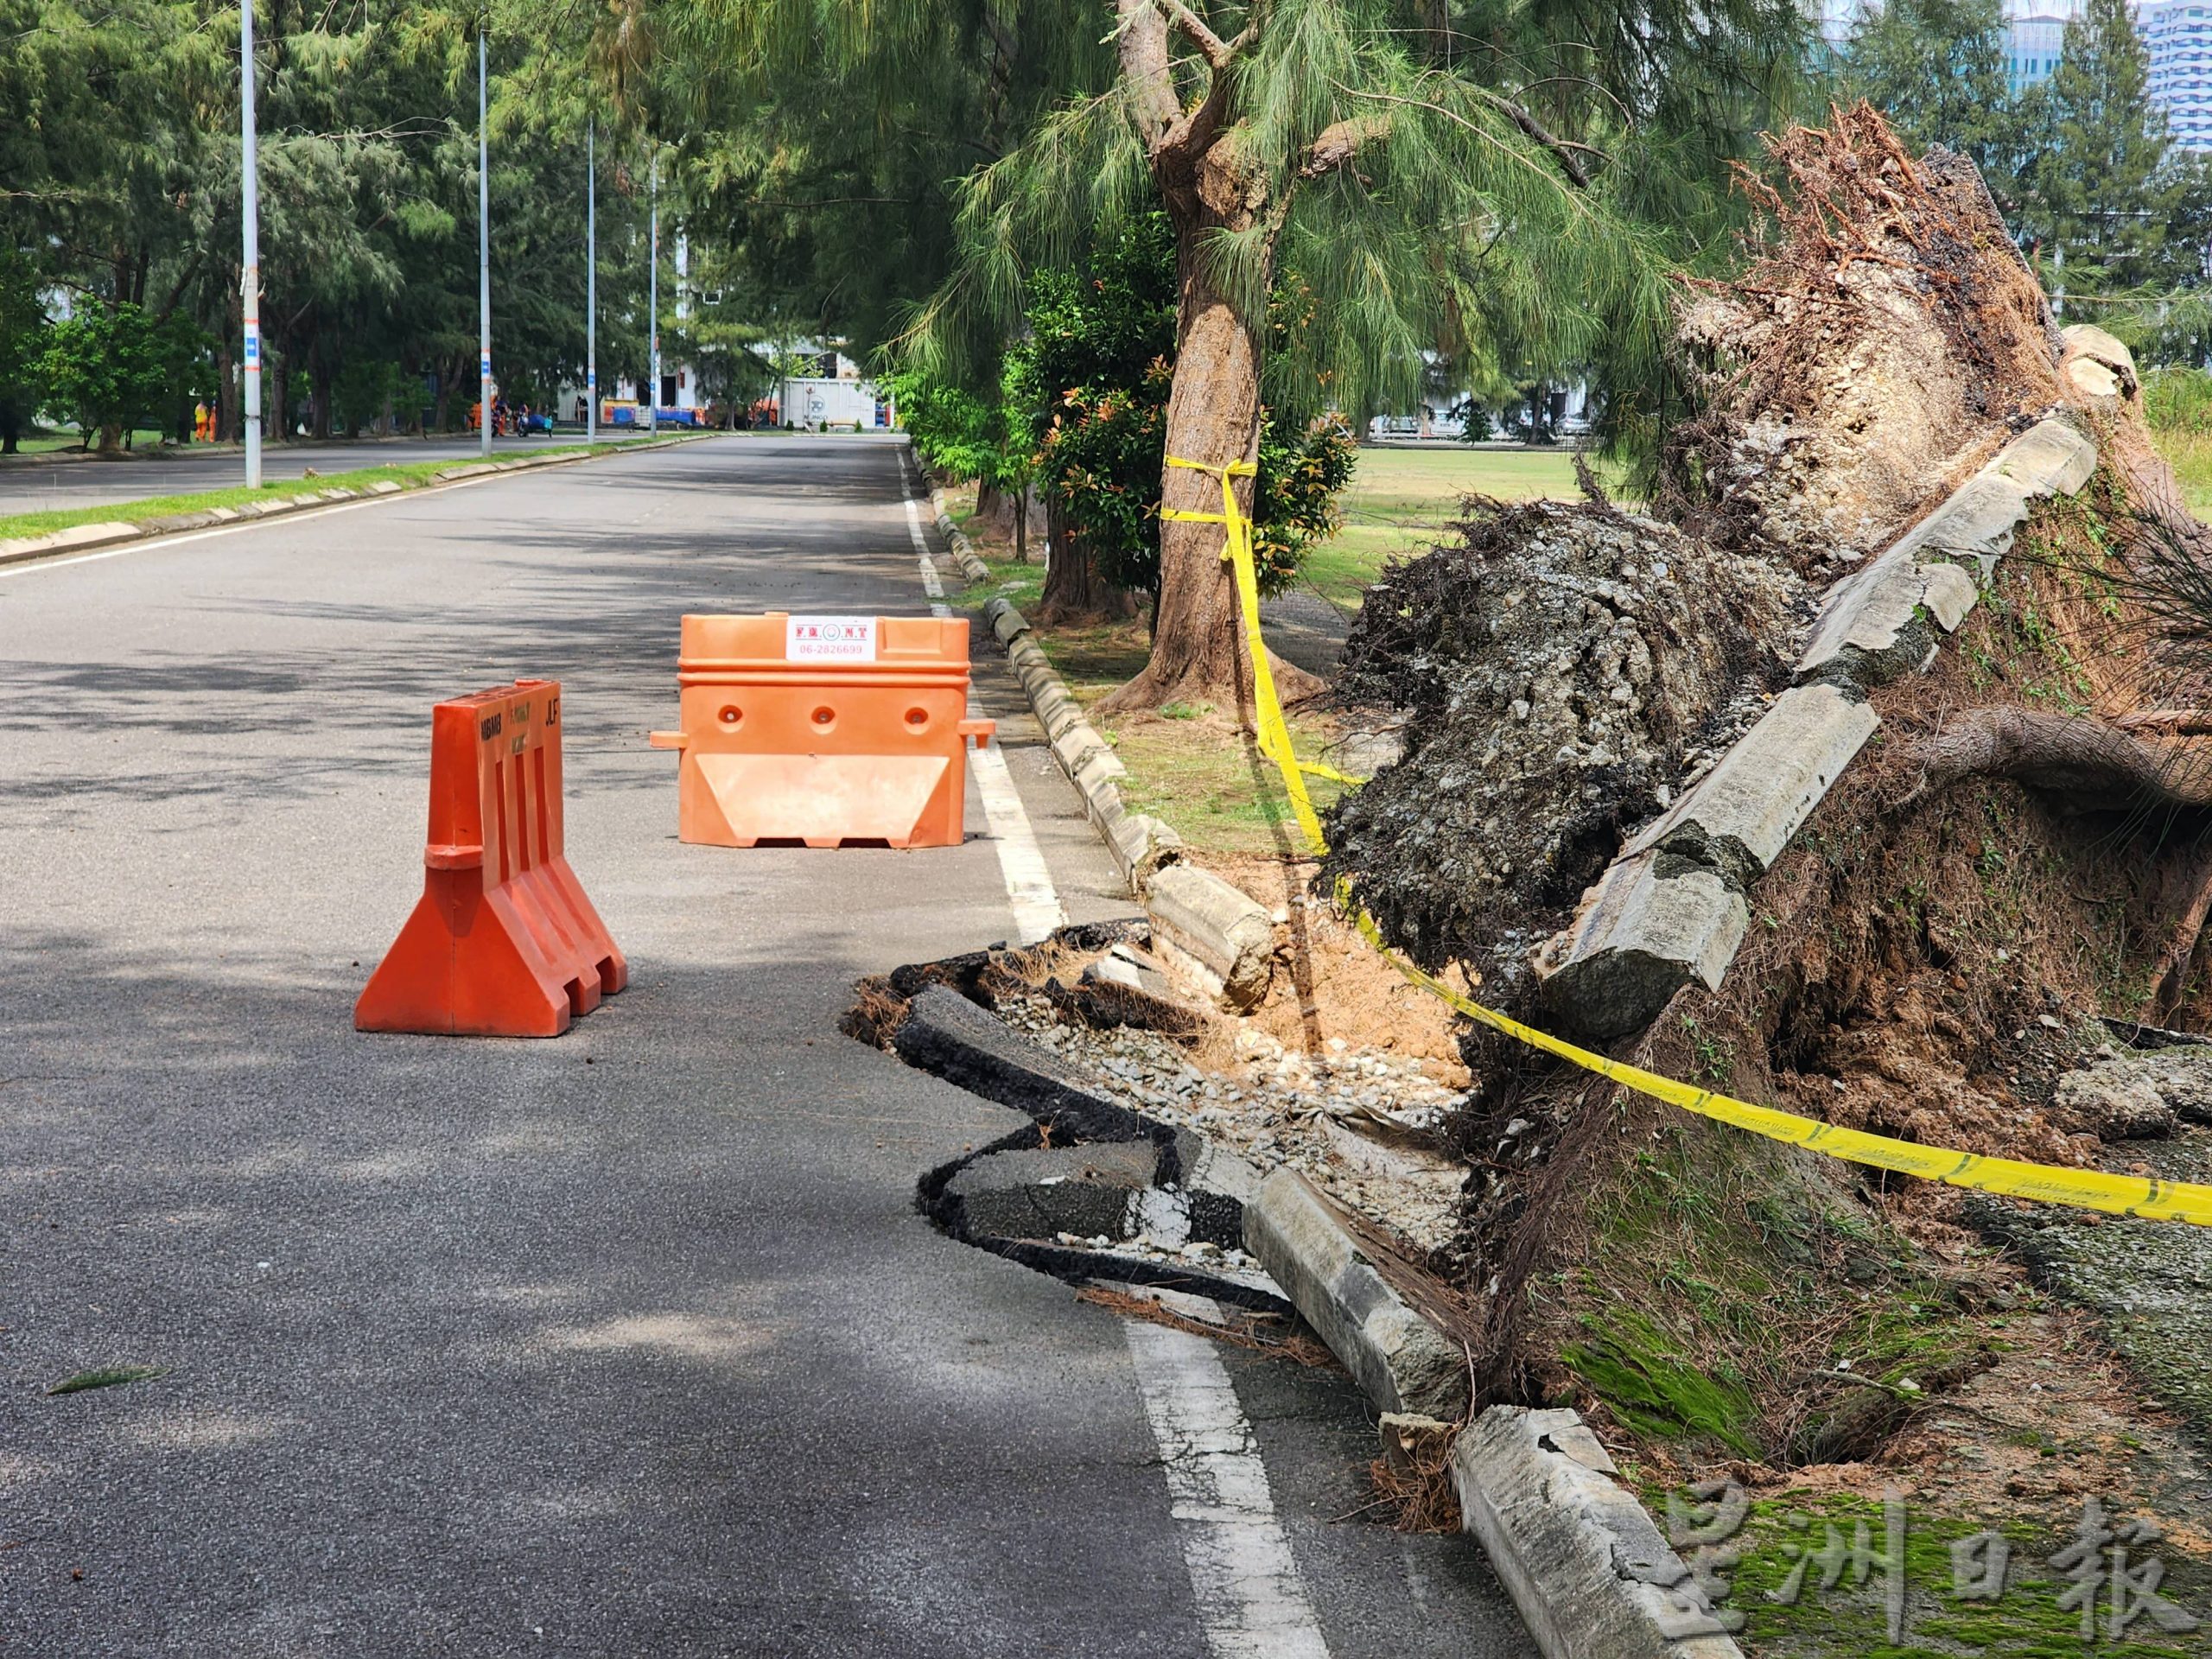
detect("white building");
top-left (2006, 2), bottom-right (2074, 89)
top-left (2143, 0), bottom-right (2212, 150)
top-left (1999, 0), bottom-right (2212, 150)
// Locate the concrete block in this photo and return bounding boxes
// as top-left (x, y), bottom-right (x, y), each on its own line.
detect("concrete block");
top-left (0, 520), bottom-right (143, 566)
top-left (368, 480), bottom-right (403, 495)
top-left (984, 597), bottom-right (1030, 644)
top-left (1991, 419), bottom-right (2096, 497)
top-left (1100, 804), bottom-right (1181, 889)
top-left (1145, 863), bottom-right (1275, 1011)
top-left (1798, 542), bottom-right (1985, 682)
top-left (1536, 853), bottom-right (1748, 1040)
top-left (1052, 721), bottom-right (1125, 785)
top-left (1245, 1169), bottom-right (1469, 1420)
top-left (1455, 1407), bottom-right (1746, 1659)
top-left (1906, 471), bottom-right (2035, 575)
top-left (1625, 684), bottom-right (1878, 885)
top-left (2062, 324), bottom-right (2138, 405)
top-left (60, 521), bottom-right (141, 549)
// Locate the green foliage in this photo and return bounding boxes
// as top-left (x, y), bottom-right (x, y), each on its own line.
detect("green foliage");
top-left (1559, 1307), bottom-right (1758, 1453)
top-left (1013, 214), bottom-right (1353, 595)
top-left (1843, 0), bottom-right (2041, 212)
top-left (2034, 0), bottom-right (2202, 293)
top-left (0, 250), bottom-right (48, 452)
top-left (912, 0), bottom-right (1810, 473)
top-left (37, 302), bottom-right (205, 450)
top-left (882, 368), bottom-right (1017, 487)
top-left (2144, 368), bottom-right (2212, 434)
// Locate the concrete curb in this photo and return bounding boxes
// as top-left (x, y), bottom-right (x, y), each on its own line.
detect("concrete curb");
top-left (1454, 1408), bottom-right (1746, 1659)
top-left (1537, 414), bottom-right (2098, 1037)
top-left (1243, 1169), bottom-right (1470, 1419)
top-left (925, 481), bottom-right (992, 583)
top-left (884, 523), bottom-right (1721, 1659)
top-left (986, 593), bottom-right (1273, 1009)
top-left (0, 433), bottom-right (710, 571)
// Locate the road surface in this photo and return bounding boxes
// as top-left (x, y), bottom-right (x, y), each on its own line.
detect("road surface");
top-left (0, 432), bottom-right (664, 517)
top-left (0, 435), bottom-right (1532, 1657)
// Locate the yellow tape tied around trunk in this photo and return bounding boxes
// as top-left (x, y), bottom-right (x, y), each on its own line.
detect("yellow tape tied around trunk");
top-left (1164, 452), bottom-right (2212, 1227)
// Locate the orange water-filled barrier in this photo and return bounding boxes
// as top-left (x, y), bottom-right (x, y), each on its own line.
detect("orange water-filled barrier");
top-left (356, 680), bottom-right (627, 1036)
top-left (649, 613), bottom-right (995, 849)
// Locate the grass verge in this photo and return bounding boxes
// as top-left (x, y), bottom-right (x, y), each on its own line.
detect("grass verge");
top-left (2152, 429), bottom-right (2212, 520)
top-left (946, 508), bottom-right (1348, 855)
top-left (0, 442), bottom-right (640, 543)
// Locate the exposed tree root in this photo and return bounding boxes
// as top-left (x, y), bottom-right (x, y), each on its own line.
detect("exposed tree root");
top-left (1913, 706), bottom-right (2212, 807)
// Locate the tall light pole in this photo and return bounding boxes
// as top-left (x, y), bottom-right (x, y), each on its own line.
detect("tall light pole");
top-left (586, 118), bottom-right (596, 443)
top-left (478, 27), bottom-right (492, 459)
top-left (647, 148), bottom-right (659, 435)
top-left (240, 0), bottom-right (262, 487)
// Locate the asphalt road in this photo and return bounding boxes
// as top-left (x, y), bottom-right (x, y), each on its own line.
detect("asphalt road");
top-left (0, 432), bottom-right (663, 516)
top-left (0, 435), bottom-right (1533, 1657)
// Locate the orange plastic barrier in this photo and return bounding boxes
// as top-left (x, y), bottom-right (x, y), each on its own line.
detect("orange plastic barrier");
top-left (649, 613), bottom-right (995, 849)
top-left (356, 679), bottom-right (627, 1036)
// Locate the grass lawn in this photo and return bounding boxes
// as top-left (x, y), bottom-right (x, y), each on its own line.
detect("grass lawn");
top-left (0, 445), bottom-right (620, 543)
top-left (2153, 429), bottom-right (2212, 519)
top-left (5, 427), bottom-right (168, 455)
top-left (1300, 444), bottom-right (1625, 607)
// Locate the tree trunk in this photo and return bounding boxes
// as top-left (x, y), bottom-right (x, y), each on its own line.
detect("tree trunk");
top-left (1035, 494), bottom-right (1132, 625)
top-left (1094, 251), bottom-right (1322, 715)
top-left (1014, 483), bottom-right (1028, 564)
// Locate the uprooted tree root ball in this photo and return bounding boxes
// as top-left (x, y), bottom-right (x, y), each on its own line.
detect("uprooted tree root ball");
top-left (1668, 102), bottom-right (2064, 575)
top-left (1320, 495), bottom-right (1806, 988)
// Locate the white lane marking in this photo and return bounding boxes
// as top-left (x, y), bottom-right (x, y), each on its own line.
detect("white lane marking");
top-left (0, 443), bottom-right (692, 580)
top-left (1124, 1315), bottom-right (1332, 1659)
top-left (904, 488), bottom-right (1065, 944)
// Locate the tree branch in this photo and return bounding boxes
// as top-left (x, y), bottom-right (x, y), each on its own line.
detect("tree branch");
top-left (1496, 96), bottom-right (1591, 189)
top-left (1116, 0), bottom-right (1179, 149)
top-left (1298, 115), bottom-right (1389, 181)
top-left (1154, 0), bottom-right (1234, 70)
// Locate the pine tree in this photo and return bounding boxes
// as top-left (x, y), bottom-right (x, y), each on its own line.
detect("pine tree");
top-left (2037, 0), bottom-right (2177, 290)
top-left (1844, 0), bottom-right (2041, 212)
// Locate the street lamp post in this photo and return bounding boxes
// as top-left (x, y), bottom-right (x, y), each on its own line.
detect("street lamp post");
top-left (587, 118), bottom-right (596, 444)
top-left (240, 0), bottom-right (261, 487)
top-left (647, 149), bottom-right (659, 437)
top-left (478, 28), bottom-right (491, 460)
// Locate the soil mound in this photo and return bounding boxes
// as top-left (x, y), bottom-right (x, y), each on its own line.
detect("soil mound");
top-left (1320, 497), bottom-right (1805, 988)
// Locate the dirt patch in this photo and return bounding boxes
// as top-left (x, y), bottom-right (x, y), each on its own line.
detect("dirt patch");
top-left (1186, 851), bottom-right (1474, 1075)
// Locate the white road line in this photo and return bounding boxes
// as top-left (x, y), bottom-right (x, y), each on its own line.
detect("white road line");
top-left (1123, 1315), bottom-right (1332, 1659)
top-left (903, 489), bottom-right (1065, 944)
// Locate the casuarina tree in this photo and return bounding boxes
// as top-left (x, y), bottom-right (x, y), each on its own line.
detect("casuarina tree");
top-left (911, 0), bottom-right (1803, 714)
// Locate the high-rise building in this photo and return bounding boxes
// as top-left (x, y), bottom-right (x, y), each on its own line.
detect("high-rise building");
top-left (2142, 0), bottom-right (2212, 149)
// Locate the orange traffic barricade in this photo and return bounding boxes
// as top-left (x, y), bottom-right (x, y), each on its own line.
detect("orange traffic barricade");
top-left (650, 613), bottom-right (995, 849)
top-left (356, 679), bottom-right (627, 1036)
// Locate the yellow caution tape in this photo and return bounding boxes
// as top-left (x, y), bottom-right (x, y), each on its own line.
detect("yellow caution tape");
top-left (1171, 451), bottom-right (2212, 1227)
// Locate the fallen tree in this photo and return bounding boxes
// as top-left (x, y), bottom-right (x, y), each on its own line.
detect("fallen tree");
top-left (1324, 104), bottom-right (2212, 1472)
